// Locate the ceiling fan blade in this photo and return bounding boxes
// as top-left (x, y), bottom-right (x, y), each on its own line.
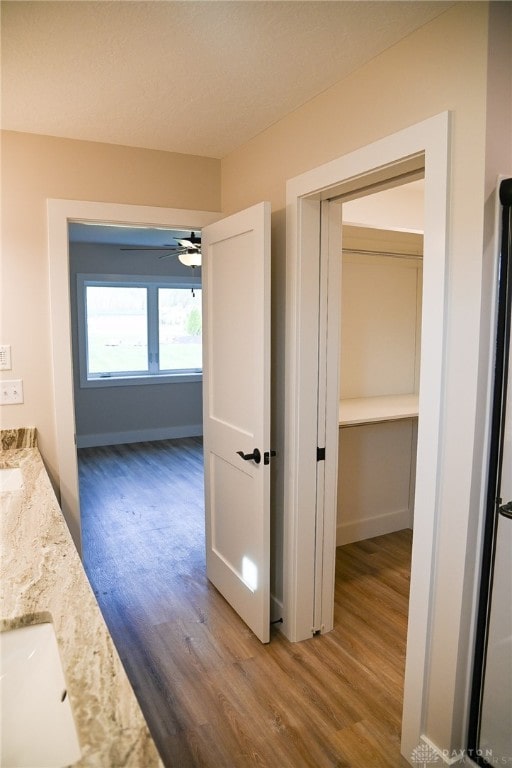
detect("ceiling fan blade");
top-left (120, 245), bottom-right (180, 251)
top-left (159, 250), bottom-right (196, 260)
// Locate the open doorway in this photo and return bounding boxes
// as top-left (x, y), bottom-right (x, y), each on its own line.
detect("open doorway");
top-left (48, 199), bottom-right (273, 644)
top-left (67, 221), bottom-right (207, 599)
top-left (47, 199), bottom-right (219, 551)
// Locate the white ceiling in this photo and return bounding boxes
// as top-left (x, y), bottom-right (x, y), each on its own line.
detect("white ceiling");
top-left (1, 0), bottom-right (453, 159)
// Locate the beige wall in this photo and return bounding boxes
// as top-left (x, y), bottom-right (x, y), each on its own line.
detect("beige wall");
top-left (221, 3), bottom-right (489, 215)
top-left (221, 1), bottom-right (504, 757)
top-left (0, 131), bottom-right (220, 479)
top-left (1, 1), bottom-right (509, 758)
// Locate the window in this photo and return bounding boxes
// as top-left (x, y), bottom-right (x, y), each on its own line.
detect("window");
top-left (77, 275), bottom-right (202, 387)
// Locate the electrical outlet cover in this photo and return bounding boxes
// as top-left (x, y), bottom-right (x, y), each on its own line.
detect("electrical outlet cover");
top-left (1, 379), bottom-right (23, 405)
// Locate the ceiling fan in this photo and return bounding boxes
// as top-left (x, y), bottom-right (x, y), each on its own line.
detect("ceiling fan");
top-left (120, 232), bottom-right (202, 266)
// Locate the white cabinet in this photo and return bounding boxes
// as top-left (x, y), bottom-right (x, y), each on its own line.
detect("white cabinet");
top-left (337, 226), bottom-right (422, 545)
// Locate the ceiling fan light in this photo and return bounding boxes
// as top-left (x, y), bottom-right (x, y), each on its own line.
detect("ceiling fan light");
top-left (179, 251), bottom-right (202, 267)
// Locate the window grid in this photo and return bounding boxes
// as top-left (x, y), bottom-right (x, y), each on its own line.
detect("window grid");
top-left (77, 274), bottom-right (202, 388)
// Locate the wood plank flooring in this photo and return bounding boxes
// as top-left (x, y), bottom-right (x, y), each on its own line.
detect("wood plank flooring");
top-left (78, 438), bottom-right (412, 768)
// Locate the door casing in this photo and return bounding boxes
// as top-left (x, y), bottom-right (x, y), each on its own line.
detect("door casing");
top-left (283, 112), bottom-right (450, 758)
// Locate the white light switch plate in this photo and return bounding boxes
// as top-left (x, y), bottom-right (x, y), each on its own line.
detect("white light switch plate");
top-left (0, 345), bottom-right (12, 371)
top-left (1, 379), bottom-right (24, 405)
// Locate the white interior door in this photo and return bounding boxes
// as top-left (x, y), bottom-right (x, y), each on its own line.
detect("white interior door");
top-left (202, 201), bottom-right (271, 643)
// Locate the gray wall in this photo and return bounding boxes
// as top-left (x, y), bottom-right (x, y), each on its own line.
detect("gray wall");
top-left (70, 242), bottom-right (203, 447)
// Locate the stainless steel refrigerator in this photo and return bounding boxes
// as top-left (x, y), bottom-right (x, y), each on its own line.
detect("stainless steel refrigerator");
top-left (468, 177), bottom-right (512, 766)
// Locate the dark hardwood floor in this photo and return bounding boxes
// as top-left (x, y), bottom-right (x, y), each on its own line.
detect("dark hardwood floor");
top-left (78, 438), bottom-right (412, 768)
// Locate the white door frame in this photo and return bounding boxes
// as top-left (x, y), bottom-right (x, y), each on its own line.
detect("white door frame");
top-left (283, 112), bottom-right (450, 757)
top-left (47, 199), bottom-right (220, 552)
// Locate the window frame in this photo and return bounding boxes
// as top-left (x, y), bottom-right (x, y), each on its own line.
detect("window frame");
top-left (77, 273), bottom-right (203, 388)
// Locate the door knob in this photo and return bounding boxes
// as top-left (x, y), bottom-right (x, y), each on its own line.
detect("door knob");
top-left (236, 448), bottom-right (261, 465)
top-left (499, 501), bottom-right (512, 520)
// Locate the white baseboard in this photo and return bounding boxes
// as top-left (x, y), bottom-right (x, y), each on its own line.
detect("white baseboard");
top-left (409, 735), bottom-right (475, 766)
top-left (337, 508), bottom-right (412, 546)
top-left (76, 424), bottom-right (203, 449)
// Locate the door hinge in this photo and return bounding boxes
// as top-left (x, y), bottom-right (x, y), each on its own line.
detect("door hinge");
top-left (317, 447), bottom-right (326, 461)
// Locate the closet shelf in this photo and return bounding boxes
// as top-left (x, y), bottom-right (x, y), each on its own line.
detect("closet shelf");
top-left (339, 393), bottom-right (419, 426)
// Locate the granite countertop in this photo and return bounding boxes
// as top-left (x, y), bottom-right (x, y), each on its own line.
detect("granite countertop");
top-left (0, 429), bottom-right (163, 767)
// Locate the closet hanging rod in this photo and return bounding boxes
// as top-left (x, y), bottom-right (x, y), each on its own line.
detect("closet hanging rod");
top-left (342, 247), bottom-right (423, 260)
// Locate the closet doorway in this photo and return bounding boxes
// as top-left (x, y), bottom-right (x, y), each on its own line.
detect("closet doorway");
top-left (330, 181), bottom-right (424, 740)
top-left (336, 181), bottom-right (423, 549)
top-left (283, 112), bottom-right (449, 758)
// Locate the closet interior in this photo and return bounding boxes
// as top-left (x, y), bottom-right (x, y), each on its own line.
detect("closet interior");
top-left (337, 184), bottom-right (424, 546)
